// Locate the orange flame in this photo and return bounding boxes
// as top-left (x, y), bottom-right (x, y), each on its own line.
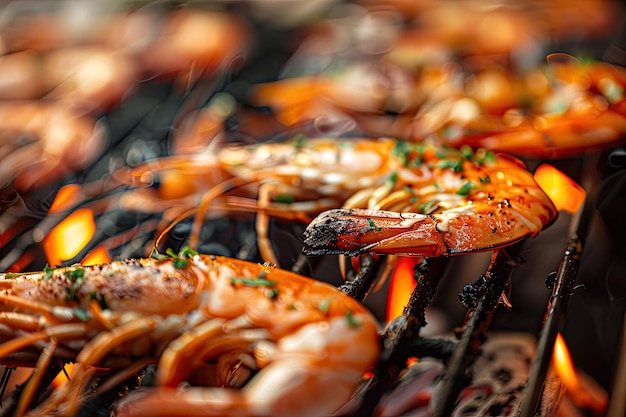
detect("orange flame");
top-left (81, 247), bottom-right (111, 266)
top-left (44, 184), bottom-right (96, 267)
top-left (48, 184), bottom-right (83, 214)
top-left (553, 332), bottom-right (608, 415)
top-left (534, 165), bottom-right (585, 213)
top-left (386, 256), bottom-right (418, 323)
top-left (43, 209), bottom-right (96, 267)
top-left (553, 332), bottom-right (578, 390)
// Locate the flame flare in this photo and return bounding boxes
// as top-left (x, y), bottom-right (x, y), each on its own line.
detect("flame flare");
top-left (43, 209), bottom-right (96, 267)
top-left (43, 184), bottom-right (96, 267)
top-left (553, 332), bottom-right (608, 415)
top-left (534, 164), bottom-right (585, 213)
top-left (386, 256), bottom-right (419, 323)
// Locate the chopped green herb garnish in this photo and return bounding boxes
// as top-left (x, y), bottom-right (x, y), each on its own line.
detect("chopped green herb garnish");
top-left (2, 273), bottom-right (20, 279)
top-left (266, 289), bottom-right (279, 299)
top-left (437, 159), bottom-right (464, 172)
top-left (346, 310), bottom-right (360, 328)
top-left (367, 219), bottom-right (382, 232)
top-left (475, 149), bottom-right (496, 165)
top-left (460, 145), bottom-right (474, 160)
top-left (63, 268), bottom-right (85, 302)
top-left (73, 308), bottom-right (91, 321)
top-left (273, 194), bottom-right (295, 204)
top-left (179, 246), bottom-right (198, 258)
top-left (292, 134), bottom-right (307, 150)
top-left (455, 181), bottom-right (479, 196)
top-left (417, 200), bottom-right (436, 214)
top-left (392, 141), bottom-right (410, 166)
top-left (66, 268), bottom-right (85, 281)
top-left (153, 246), bottom-right (197, 268)
top-left (173, 258), bottom-right (188, 269)
top-left (479, 176), bottom-right (491, 184)
top-left (230, 277), bottom-right (277, 287)
top-left (89, 292), bottom-right (109, 310)
top-left (386, 171), bottom-right (398, 189)
top-left (43, 264), bottom-right (54, 280)
top-left (318, 298), bottom-right (331, 314)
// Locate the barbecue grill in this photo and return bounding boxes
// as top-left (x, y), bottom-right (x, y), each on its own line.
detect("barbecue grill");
top-left (0, 1), bottom-right (624, 416)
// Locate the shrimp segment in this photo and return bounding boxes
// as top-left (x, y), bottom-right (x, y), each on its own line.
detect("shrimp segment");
top-left (0, 254), bottom-right (380, 417)
top-left (303, 144), bottom-right (558, 256)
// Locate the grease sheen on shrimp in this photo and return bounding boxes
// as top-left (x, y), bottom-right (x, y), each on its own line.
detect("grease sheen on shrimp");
top-left (303, 143), bottom-right (558, 257)
top-left (0, 253), bottom-right (380, 417)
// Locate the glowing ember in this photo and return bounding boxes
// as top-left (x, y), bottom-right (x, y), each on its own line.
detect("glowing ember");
top-left (553, 332), bottom-right (608, 415)
top-left (82, 246), bottom-right (111, 266)
top-left (386, 256), bottom-right (418, 323)
top-left (43, 208), bottom-right (96, 267)
top-left (534, 165), bottom-right (585, 213)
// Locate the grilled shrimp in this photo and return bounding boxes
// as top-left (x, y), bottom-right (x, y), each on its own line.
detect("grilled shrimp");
top-left (415, 56), bottom-right (626, 158)
top-left (303, 143), bottom-right (558, 257)
top-left (0, 252), bottom-right (380, 417)
top-left (114, 137), bottom-right (400, 264)
top-left (0, 102), bottom-right (106, 191)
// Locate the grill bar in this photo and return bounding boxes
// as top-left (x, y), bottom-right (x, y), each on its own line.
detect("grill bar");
top-left (346, 256), bottom-right (448, 416)
top-left (516, 155), bottom-right (599, 417)
top-left (432, 248), bottom-right (520, 417)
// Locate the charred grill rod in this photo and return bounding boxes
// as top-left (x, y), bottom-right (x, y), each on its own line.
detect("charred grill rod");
top-left (516, 155), bottom-right (599, 417)
top-left (515, 234), bottom-right (583, 417)
top-left (347, 256), bottom-right (449, 416)
top-left (338, 255), bottom-right (386, 302)
top-left (432, 247), bottom-right (520, 417)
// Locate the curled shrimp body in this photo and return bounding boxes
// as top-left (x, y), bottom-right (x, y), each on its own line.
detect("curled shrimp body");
top-left (114, 137), bottom-right (400, 264)
top-left (415, 56), bottom-right (626, 158)
top-left (303, 143), bottom-right (558, 257)
top-left (0, 253), bottom-right (380, 417)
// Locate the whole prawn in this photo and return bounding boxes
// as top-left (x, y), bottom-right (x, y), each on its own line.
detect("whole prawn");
top-left (112, 137), bottom-right (401, 265)
top-left (413, 55), bottom-right (626, 158)
top-left (303, 143), bottom-right (558, 257)
top-left (0, 251), bottom-right (380, 417)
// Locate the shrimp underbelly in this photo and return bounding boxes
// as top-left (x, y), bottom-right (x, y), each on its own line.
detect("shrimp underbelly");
top-left (0, 254), bottom-right (380, 417)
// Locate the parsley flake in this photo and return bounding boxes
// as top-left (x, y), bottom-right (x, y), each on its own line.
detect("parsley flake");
top-left (230, 277), bottom-right (277, 287)
top-left (456, 181), bottom-right (479, 196)
top-left (417, 200), bottom-right (437, 214)
top-left (345, 310), bottom-right (360, 328)
top-left (273, 194), bottom-right (295, 204)
top-left (73, 308), bottom-right (91, 321)
top-left (318, 298), bottom-right (331, 314)
top-left (43, 264), bottom-right (54, 280)
top-left (367, 219), bottom-right (382, 232)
